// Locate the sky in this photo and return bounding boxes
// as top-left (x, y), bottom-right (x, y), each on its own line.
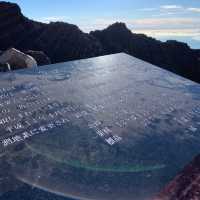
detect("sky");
top-left (10, 0), bottom-right (200, 49)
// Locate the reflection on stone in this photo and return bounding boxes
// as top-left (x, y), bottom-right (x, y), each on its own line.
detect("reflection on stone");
top-left (0, 53), bottom-right (200, 200)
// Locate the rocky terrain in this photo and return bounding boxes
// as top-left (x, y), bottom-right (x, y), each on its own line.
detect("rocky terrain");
top-left (154, 154), bottom-right (200, 200)
top-left (91, 23), bottom-right (200, 83)
top-left (0, 1), bottom-right (200, 83)
top-left (0, 1), bottom-right (103, 64)
top-left (0, 48), bottom-right (51, 70)
top-left (24, 50), bottom-right (51, 66)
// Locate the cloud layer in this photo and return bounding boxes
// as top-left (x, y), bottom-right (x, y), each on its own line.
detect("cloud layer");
top-left (39, 4), bottom-right (200, 45)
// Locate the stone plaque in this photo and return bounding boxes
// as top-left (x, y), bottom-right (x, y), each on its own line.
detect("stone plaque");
top-left (0, 53), bottom-right (200, 200)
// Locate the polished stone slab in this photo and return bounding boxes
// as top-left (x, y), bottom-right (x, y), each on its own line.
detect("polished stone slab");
top-left (0, 53), bottom-right (200, 200)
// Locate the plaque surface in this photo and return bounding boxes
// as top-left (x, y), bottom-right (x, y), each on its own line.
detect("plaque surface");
top-left (0, 53), bottom-right (200, 200)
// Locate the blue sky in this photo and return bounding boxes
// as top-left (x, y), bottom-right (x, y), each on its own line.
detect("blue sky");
top-left (10, 0), bottom-right (200, 49)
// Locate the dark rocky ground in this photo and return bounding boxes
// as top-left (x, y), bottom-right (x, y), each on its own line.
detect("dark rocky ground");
top-left (154, 154), bottom-right (200, 200)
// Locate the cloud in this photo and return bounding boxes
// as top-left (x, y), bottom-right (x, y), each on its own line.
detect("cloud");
top-left (131, 17), bottom-right (200, 41)
top-left (153, 12), bottom-right (176, 17)
top-left (137, 8), bottom-right (157, 12)
top-left (37, 13), bottom-right (200, 43)
top-left (39, 16), bottom-right (69, 23)
top-left (193, 36), bottom-right (200, 41)
top-left (160, 5), bottom-right (183, 9)
top-left (160, 5), bottom-right (200, 14)
top-left (133, 28), bottom-right (200, 38)
top-left (79, 17), bottom-right (200, 31)
top-left (85, 17), bottom-right (200, 29)
top-left (133, 28), bottom-right (200, 47)
top-left (137, 5), bottom-right (183, 13)
top-left (130, 17), bottom-right (200, 41)
top-left (138, 5), bottom-right (200, 15)
top-left (188, 7), bottom-right (200, 13)
top-left (129, 17), bottom-right (200, 30)
top-left (78, 16), bottom-right (200, 43)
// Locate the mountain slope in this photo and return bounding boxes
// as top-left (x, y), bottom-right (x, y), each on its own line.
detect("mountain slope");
top-left (91, 22), bottom-right (200, 82)
top-left (0, 1), bottom-right (200, 83)
top-left (0, 1), bottom-right (104, 63)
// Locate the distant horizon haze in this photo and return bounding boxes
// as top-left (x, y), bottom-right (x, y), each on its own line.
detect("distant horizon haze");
top-left (7, 0), bottom-right (200, 49)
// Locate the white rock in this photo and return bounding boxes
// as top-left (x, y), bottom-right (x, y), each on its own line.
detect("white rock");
top-left (0, 48), bottom-right (37, 69)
